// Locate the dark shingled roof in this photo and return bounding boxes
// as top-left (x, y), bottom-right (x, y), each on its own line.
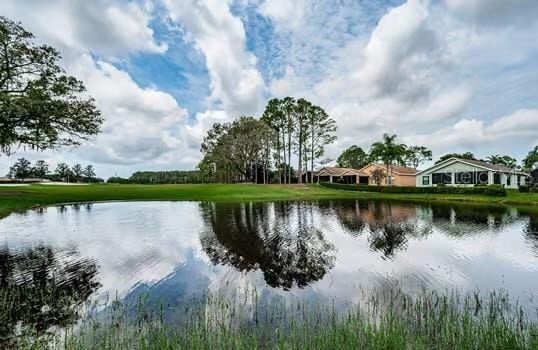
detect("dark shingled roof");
top-left (455, 158), bottom-right (525, 173)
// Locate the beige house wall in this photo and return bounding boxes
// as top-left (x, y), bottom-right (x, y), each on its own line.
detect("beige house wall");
top-left (394, 174), bottom-right (417, 186)
top-left (360, 164), bottom-right (416, 187)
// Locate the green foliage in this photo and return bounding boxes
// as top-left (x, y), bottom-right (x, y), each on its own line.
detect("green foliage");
top-left (10, 288), bottom-right (537, 349)
top-left (128, 170), bottom-right (205, 184)
top-left (369, 134), bottom-right (408, 185)
top-left (487, 154), bottom-right (517, 168)
top-left (261, 97), bottom-right (337, 184)
top-left (320, 182), bottom-right (507, 196)
top-left (83, 165), bottom-right (96, 181)
top-left (72, 164), bottom-right (83, 179)
top-left (7, 157), bottom-right (32, 179)
top-left (201, 116), bottom-right (272, 183)
top-left (106, 176), bottom-right (131, 184)
top-left (336, 145), bottom-right (368, 168)
top-left (405, 145), bottom-right (432, 168)
top-left (523, 146), bottom-right (538, 170)
top-left (0, 17), bottom-right (102, 154)
top-left (55, 162), bottom-right (73, 181)
top-left (32, 160), bottom-right (49, 179)
top-left (436, 152), bottom-right (476, 164)
top-left (369, 134), bottom-right (407, 167)
top-left (519, 185), bottom-right (530, 193)
top-left (370, 168), bottom-right (386, 186)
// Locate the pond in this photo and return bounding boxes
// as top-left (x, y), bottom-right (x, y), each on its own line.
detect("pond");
top-left (1, 200), bottom-right (538, 338)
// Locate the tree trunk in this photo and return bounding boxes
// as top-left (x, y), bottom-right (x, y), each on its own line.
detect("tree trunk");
top-left (298, 122), bottom-right (303, 184)
top-left (311, 128), bottom-right (315, 184)
top-left (262, 160), bottom-right (266, 184)
top-left (278, 129), bottom-right (286, 183)
top-left (288, 127), bottom-right (292, 184)
top-left (276, 133), bottom-right (281, 184)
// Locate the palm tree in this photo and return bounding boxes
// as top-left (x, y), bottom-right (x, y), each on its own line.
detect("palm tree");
top-left (369, 134), bottom-right (407, 186)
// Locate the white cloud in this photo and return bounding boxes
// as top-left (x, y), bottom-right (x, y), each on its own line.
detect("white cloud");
top-left (260, 0), bottom-right (538, 162)
top-left (405, 109), bottom-right (538, 150)
top-left (259, 0), bottom-right (308, 31)
top-left (0, 0), bottom-right (166, 56)
top-left (163, 0), bottom-right (265, 115)
top-left (70, 56), bottom-right (188, 165)
top-left (303, 0), bottom-right (469, 149)
top-left (2, 0), bottom-right (538, 176)
top-left (444, 0), bottom-right (538, 26)
top-left (0, 0), bottom-right (187, 173)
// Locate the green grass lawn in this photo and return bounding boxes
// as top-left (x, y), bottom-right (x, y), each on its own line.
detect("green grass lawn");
top-left (1, 183), bottom-right (538, 219)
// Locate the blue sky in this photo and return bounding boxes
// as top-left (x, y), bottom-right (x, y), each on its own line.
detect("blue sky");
top-left (1, 0), bottom-right (537, 178)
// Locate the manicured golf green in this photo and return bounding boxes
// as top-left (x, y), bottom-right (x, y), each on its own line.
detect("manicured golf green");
top-left (1, 183), bottom-right (538, 219)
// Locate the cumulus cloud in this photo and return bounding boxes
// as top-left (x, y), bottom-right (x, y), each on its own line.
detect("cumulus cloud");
top-left (163, 0), bottom-right (265, 115)
top-left (0, 0), bottom-right (187, 174)
top-left (302, 0), bottom-right (469, 148)
top-left (261, 0), bottom-right (538, 162)
top-left (1, 0), bottom-right (538, 177)
top-left (0, 0), bottom-right (166, 56)
top-left (405, 109), bottom-right (538, 150)
top-left (71, 57), bottom-right (187, 165)
top-left (258, 0), bottom-right (309, 31)
top-left (444, 0), bottom-right (538, 26)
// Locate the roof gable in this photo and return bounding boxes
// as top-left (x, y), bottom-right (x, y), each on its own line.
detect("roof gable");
top-left (417, 158), bottom-right (528, 175)
top-left (317, 167), bottom-right (368, 177)
top-left (359, 163), bottom-right (417, 176)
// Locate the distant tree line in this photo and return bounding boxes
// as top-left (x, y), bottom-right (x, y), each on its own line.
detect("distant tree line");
top-left (198, 97), bottom-right (337, 184)
top-left (4, 158), bottom-right (101, 183)
top-left (107, 170), bottom-right (207, 184)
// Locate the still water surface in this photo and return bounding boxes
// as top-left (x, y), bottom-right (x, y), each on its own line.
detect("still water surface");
top-left (1, 200), bottom-right (538, 335)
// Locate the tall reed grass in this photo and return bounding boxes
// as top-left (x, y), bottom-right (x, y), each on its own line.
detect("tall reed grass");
top-left (5, 288), bottom-right (538, 349)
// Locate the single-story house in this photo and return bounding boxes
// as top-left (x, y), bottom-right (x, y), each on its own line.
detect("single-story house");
top-left (358, 163), bottom-right (418, 186)
top-left (315, 163), bottom-right (418, 186)
top-left (416, 157), bottom-right (529, 189)
top-left (315, 167), bottom-right (369, 184)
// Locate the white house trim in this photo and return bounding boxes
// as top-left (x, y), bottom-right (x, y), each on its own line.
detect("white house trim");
top-left (416, 158), bottom-right (529, 189)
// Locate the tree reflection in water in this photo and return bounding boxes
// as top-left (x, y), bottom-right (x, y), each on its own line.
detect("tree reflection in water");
top-left (199, 202), bottom-right (335, 290)
top-left (0, 244), bottom-right (100, 344)
top-left (524, 214), bottom-right (538, 255)
top-left (329, 200), bottom-right (430, 260)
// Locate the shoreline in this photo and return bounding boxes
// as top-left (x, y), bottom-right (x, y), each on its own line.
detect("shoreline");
top-left (1, 183), bottom-right (538, 219)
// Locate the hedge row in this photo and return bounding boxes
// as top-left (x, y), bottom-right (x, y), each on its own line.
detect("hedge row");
top-left (319, 182), bottom-right (507, 197)
top-left (519, 185), bottom-right (538, 193)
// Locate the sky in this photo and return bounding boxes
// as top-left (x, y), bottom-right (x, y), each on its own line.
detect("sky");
top-left (1, 0), bottom-right (537, 179)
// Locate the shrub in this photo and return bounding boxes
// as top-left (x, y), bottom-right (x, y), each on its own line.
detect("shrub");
top-left (519, 185), bottom-right (530, 193)
top-left (319, 182), bottom-right (507, 196)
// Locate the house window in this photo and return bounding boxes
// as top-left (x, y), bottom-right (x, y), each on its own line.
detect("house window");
top-left (507, 175), bottom-right (511, 186)
top-left (432, 173), bottom-right (451, 184)
top-left (422, 176), bottom-right (430, 185)
top-left (455, 171), bottom-right (489, 184)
